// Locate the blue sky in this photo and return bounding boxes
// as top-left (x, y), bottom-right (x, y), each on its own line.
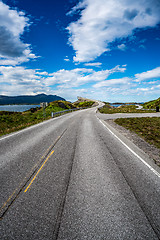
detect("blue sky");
top-left (0, 0), bottom-right (160, 102)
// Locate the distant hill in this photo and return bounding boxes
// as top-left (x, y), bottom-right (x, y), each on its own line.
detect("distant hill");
top-left (0, 94), bottom-right (66, 105)
top-left (143, 97), bottom-right (160, 109)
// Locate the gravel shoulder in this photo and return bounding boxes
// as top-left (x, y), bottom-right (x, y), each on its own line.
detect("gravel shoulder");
top-left (105, 119), bottom-right (160, 166)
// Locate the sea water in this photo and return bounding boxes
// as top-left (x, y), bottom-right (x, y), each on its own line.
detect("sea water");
top-left (0, 105), bottom-right (40, 112)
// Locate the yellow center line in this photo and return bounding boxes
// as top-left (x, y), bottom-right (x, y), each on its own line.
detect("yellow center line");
top-left (1, 133), bottom-right (64, 217)
top-left (0, 189), bottom-right (17, 212)
top-left (24, 150), bottom-right (54, 193)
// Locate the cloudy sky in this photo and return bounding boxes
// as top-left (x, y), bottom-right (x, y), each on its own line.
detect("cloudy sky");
top-left (0, 0), bottom-right (160, 102)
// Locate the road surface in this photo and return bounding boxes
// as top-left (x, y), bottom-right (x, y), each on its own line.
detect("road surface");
top-left (0, 105), bottom-right (160, 239)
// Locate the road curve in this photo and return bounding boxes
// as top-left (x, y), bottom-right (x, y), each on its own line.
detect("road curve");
top-left (0, 106), bottom-right (160, 240)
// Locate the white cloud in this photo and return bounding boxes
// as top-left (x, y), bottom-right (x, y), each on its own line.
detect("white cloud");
top-left (67, 0), bottom-right (160, 62)
top-left (64, 58), bottom-right (70, 62)
top-left (0, 1), bottom-right (38, 65)
top-left (64, 56), bottom-right (70, 62)
top-left (0, 50), bottom-right (38, 66)
top-left (0, 66), bottom-right (48, 95)
top-left (36, 71), bottom-right (49, 76)
top-left (117, 44), bottom-right (126, 51)
top-left (139, 44), bottom-right (146, 49)
top-left (93, 66), bottom-right (160, 91)
top-left (84, 62), bottom-right (102, 67)
top-left (119, 85), bottom-right (160, 97)
top-left (50, 88), bottom-right (88, 102)
top-left (93, 77), bottom-right (130, 88)
top-left (92, 66), bottom-right (160, 101)
top-left (135, 66), bottom-right (160, 82)
top-left (148, 81), bottom-right (157, 84)
top-left (1, 64), bottom-right (160, 102)
top-left (0, 64), bottom-right (125, 95)
top-left (45, 65), bottom-right (126, 88)
top-left (67, 1), bottom-right (87, 16)
top-left (0, 64), bottom-right (126, 98)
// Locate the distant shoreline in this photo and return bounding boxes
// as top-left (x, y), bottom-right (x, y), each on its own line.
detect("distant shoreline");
top-left (0, 104), bottom-right (40, 112)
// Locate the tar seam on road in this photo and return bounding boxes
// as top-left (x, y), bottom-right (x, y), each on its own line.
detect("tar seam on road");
top-left (98, 117), bottom-right (160, 178)
top-left (52, 129), bottom-right (78, 240)
top-left (0, 129), bottom-right (67, 220)
top-left (24, 150), bottom-right (54, 192)
top-left (97, 116), bottom-right (160, 238)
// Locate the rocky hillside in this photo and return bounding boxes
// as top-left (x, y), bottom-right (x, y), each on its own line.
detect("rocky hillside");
top-left (143, 97), bottom-right (160, 109)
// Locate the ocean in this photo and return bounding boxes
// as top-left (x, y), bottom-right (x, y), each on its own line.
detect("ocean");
top-left (0, 105), bottom-right (40, 112)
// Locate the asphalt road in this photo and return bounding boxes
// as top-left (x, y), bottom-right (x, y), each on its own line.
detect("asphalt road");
top-left (0, 106), bottom-right (160, 240)
top-left (97, 111), bottom-right (160, 120)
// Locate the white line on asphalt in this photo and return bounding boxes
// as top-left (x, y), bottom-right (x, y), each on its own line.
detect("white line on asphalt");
top-left (98, 118), bottom-right (160, 178)
top-left (0, 108), bottom-right (90, 141)
top-left (0, 108), bottom-right (89, 142)
top-left (0, 114), bottom-right (66, 142)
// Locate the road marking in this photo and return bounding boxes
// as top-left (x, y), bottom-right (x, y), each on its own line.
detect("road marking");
top-left (0, 150), bottom-right (55, 218)
top-left (0, 112), bottom-right (71, 142)
top-left (0, 108), bottom-right (85, 142)
top-left (0, 119), bottom-right (54, 142)
top-left (0, 146), bottom-right (53, 212)
top-left (0, 146), bottom-right (55, 214)
top-left (24, 150), bottom-right (54, 192)
top-left (98, 118), bottom-right (160, 178)
top-left (0, 128), bottom-right (67, 219)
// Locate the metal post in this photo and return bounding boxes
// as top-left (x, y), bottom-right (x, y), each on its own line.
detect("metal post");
top-left (156, 106), bottom-right (159, 112)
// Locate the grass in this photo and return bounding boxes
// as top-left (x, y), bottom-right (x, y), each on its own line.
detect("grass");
top-left (115, 117), bottom-right (160, 149)
top-left (0, 101), bottom-right (76, 137)
top-left (99, 104), bottom-right (154, 114)
top-left (0, 100), bottom-right (95, 137)
top-left (143, 97), bottom-right (160, 109)
top-left (73, 101), bottom-right (95, 108)
top-left (0, 111), bottom-right (43, 136)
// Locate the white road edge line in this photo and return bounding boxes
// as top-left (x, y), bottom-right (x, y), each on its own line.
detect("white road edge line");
top-left (98, 118), bottom-right (160, 178)
top-left (0, 113), bottom-right (67, 142)
top-left (0, 108), bottom-right (89, 142)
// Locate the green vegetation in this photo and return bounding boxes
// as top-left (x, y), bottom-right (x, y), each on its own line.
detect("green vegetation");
top-left (143, 97), bottom-right (160, 109)
top-left (98, 103), bottom-right (112, 113)
top-left (0, 100), bottom-right (96, 136)
top-left (45, 100), bottom-right (75, 115)
top-left (99, 97), bottom-right (160, 114)
top-left (115, 117), bottom-right (160, 149)
top-left (99, 104), bottom-right (153, 114)
top-left (103, 101), bottom-right (110, 105)
top-left (73, 101), bottom-right (95, 108)
top-left (0, 101), bottom-right (76, 136)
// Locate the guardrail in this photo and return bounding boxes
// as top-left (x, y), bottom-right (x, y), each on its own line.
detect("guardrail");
top-left (137, 108), bottom-right (159, 112)
top-left (51, 107), bottom-right (88, 118)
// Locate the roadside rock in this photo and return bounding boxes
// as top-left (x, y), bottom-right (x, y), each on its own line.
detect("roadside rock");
top-left (58, 102), bottom-right (68, 109)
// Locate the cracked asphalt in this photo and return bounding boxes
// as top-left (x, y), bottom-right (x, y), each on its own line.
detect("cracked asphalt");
top-left (0, 106), bottom-right (160, 239)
